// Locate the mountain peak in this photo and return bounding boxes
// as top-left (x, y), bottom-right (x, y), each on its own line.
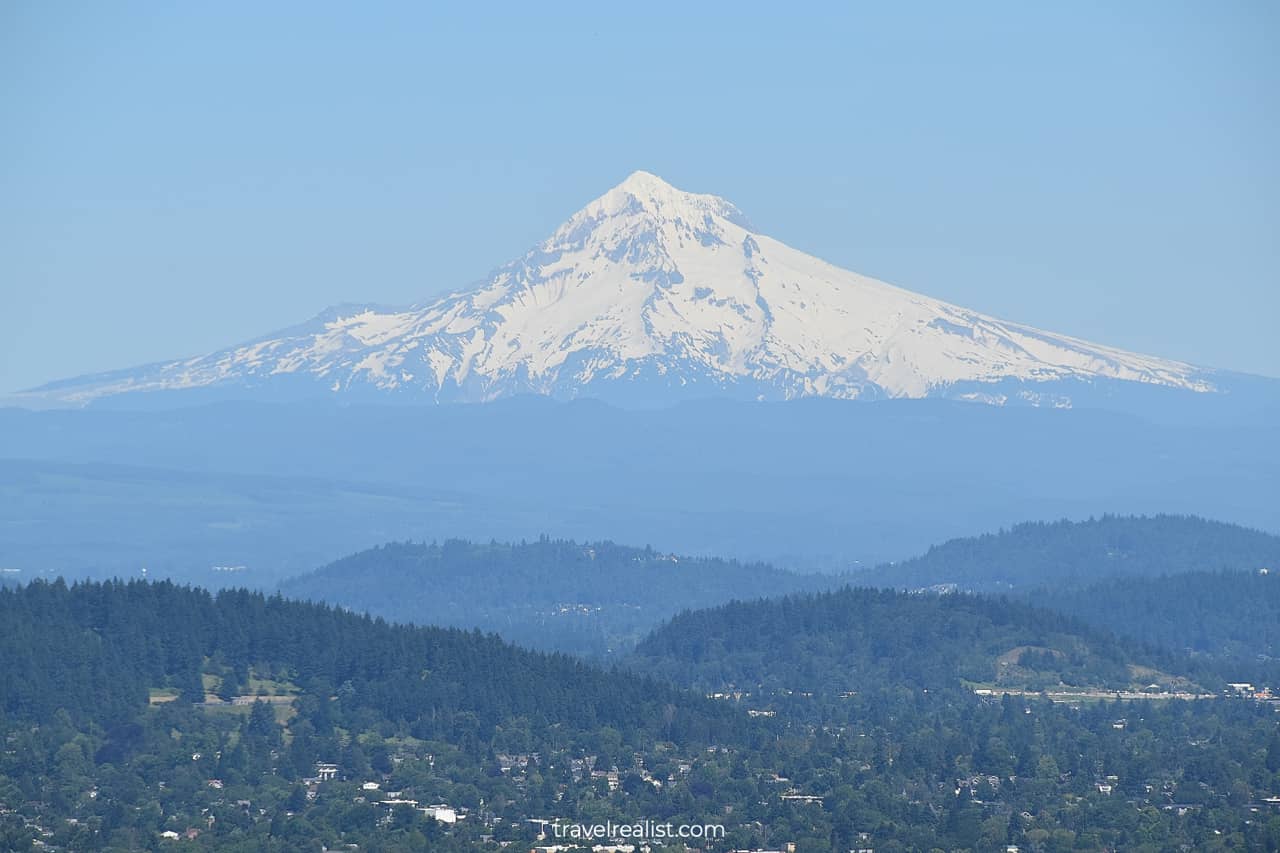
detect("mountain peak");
top-left (584, 170), bottom-right (753, 233)
top-left (21, 174), bottom-right (1226, 408)
top-left (615, 169), bottom-right (672, 194)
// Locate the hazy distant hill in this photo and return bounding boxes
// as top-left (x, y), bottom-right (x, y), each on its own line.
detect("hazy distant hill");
top-left (279, 538), bottom-right (836, 656)
top-left (855, 515), bottom-right (1280, 592)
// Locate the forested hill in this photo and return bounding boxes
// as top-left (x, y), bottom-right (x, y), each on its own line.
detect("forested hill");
top-left (5, 583), bottom-right (1280, 850)
top-left (0, 579), bottom-right (746, 744)
top-left (278, 538), bottom-right (836, 656)
top-left (0, 578), bottom-right (773, 851)
top-left (854, 515), bottom-right (1280, 592)
top-left (1033, 569), bottom-right (1280, 672)
top-left (631, 587), bottom-right (1217, 701)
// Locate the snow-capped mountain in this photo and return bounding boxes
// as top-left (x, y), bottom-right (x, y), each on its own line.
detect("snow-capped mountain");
top-left (27, 171), bottom-right (1221, 408)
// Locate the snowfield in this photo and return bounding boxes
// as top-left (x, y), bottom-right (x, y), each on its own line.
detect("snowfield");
top-left (28, 171), bottom-right (1215, 406)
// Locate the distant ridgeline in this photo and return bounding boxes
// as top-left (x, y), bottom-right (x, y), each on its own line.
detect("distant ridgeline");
top-left (854, 515), bottom-right (1280, 679)
top-left (857, 514), bottom-right (1280, 591)
top-left (278, 538), bottom-right (837, 657)
top-left (275, 518), bottom-right (1280, 673)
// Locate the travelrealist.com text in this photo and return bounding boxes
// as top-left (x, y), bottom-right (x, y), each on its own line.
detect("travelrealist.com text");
top-left (552, 820), bottom-right (726, 840)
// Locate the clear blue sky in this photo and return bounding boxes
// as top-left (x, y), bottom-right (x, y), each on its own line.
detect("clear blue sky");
top-left (2, 1), bottom-right (1276, 392)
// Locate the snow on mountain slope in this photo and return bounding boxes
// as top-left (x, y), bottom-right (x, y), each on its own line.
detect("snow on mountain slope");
top-left (26, 171), bottom-right (1216, 407)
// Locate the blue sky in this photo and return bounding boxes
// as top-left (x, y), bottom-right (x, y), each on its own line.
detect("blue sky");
top-left (2, 1), bottom-right (1277, 392)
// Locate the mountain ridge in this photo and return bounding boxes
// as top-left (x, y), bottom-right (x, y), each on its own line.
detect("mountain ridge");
top-left (20, 171), bottom-right (1239, 409)
top-left (855, 514), bottom-right (1280, 592)
top-left (277, 537), bottom-right (837, 657)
